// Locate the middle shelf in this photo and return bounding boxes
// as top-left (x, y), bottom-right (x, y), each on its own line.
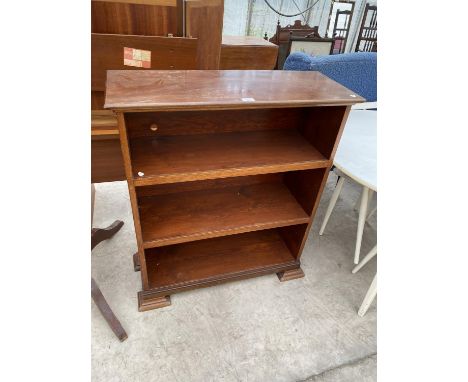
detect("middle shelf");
top-left (130, 129), bottom-right (329, 186)
top-left (138, 178), bottom-right (310, 249)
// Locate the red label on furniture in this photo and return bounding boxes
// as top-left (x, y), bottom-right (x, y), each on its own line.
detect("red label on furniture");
top-left (123, 47), bottom-right (151, 68)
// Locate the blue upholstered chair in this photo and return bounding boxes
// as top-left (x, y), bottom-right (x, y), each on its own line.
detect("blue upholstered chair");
top-left (283, 52), bottom-right (377, 102)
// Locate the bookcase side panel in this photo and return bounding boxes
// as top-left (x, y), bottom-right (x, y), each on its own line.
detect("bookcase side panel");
top-left (290, 105), bottom-right (352, 260)
top-left (301, 106), bottom-right (350, 159)
top-left (117, 112), bottom-right (150, 289)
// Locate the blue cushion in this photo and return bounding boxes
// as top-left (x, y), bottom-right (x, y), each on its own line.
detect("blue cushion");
top-left (284, 52), bottom-right (377, 102)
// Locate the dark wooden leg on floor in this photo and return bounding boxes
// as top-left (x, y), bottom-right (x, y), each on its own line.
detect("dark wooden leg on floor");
top-left (277, 267), bottom-right (305, 282)
top-left (91, 278), bottom-right (128, 341)
top-left (91, 220), bottom-right (124, 250)
top-left (133, 253), bottom-right (141, 272)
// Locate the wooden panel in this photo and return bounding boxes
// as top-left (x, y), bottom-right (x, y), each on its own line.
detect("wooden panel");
top-left (220, 45), bottom-right (278, 70)
top-left (145, 229), bottom-right (298, 291)
top-left (292, 107), bottom-right (352, 260)
top-left (104, 70), bottom-right (365, 111)
top-left (91, 33), bottom-right (198, 91)
top-left (284, 168), bottom-right (328, 215)
top-left (301, 106), bottom-right (349, 159)
top-left (92, 91), bottom-right (105, 110)
top-left (91, 0), bottom-right (178, 36)
top-left (116, 112), bottom-right (150, 289)
top-left (91, 110), bottom-right (118, 133)
top-left (138, 180), bottom-right (310, 248)
top-left (91, 139), bottom-right (126, 183)
top-left (129, 129), bottom-right (329, 186)
top-left (92, 0), bottom-right (176, 5)
top-left (185, 0), bottom-right (224, 69)
top-left (125, 108), bottom-right (304, 137)
top-left (135, 173), bottom-right (282, 197)
top-left (220, 36), bottom-right (278, 70)
top-left (278, 224), bottom-right (308, 259)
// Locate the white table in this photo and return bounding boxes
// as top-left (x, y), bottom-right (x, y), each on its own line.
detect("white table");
top-left (320, 109), bottom-right (377, 264)
top-left (319, 109), bottom-right (378, 316)
top-left (335, 110), bottom-right (377, 192)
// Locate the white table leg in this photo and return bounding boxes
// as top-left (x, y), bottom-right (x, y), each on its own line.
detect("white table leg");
top-left (352, 245), bottom-right (377, 274)
top-left (353, 188), bottom-right (362, 211)
top-left (367, 205), bottom-right (377, 221)
top-left (319, 176), bottom-right (345, 236)
top-left (358, 274), bottom-right (377, 317)
top-left (354, 186), bottom-right (370, 264)
top-left (367, 189), bottom-right (374, 212)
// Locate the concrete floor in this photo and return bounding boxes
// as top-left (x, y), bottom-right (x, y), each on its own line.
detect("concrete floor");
top-left (91, 173), bottom-right (377, 382)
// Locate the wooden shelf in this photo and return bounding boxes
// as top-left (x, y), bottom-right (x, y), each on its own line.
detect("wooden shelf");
top-left (145, 229), bottom-right (299, 292)
top-left (131, 129), bottom-right (329, 185)
top-left (139, 180), bottom-right (310, 248)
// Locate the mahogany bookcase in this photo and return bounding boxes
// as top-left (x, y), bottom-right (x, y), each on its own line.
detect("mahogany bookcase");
top-left (105, 70), bottom-right (364, 311)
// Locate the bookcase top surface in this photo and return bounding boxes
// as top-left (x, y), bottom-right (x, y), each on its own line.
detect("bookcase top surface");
top-left (104, 70), bottom-right (365, 111)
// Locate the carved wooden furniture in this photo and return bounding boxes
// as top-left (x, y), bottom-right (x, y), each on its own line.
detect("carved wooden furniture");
top-left (91, 184), bottom-right (127, 341)
top-left (104, 70), bottom-right (364, 312)
top-left (220, 36), bottom-right (278, 70)
top-left (269, 20), bottom-right (322, 69)
top-left (355, 4), bottom-right (377, 52)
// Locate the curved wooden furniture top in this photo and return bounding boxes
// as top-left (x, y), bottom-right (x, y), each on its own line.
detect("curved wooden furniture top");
top-left (104, 70), bottom-right (365, 111)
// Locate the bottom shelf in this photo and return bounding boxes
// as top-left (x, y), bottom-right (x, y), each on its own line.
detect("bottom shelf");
top-left (145, 229), bottom-right (299, 293)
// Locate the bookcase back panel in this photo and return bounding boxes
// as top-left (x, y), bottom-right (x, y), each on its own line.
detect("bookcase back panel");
top-left (135, 173), bottom-right (283, 198)
top-left (125, 108), bottom-right (306, 138)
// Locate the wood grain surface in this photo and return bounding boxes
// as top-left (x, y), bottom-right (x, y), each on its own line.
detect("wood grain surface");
top-left (138, 180), bottom-right (310, 248)
top-left (130, 129), bottom-right (329, 185)
top-left (91, 139), bottom-right (126, 183)
top-left (220, 36), bottom-right (278, 70)
top-left (91, 0), bottom-right (178, 36)
top-left (92, 33), bottom-right (198, 91)
top-left (144, 229), bottom-right (298, 290)
top-left (185, 0), bottom-right (224, 69)
top-left (105, 70), bottom-right (365, 111)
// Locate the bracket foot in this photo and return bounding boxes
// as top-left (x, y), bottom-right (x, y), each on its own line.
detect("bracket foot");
top-left (138, 293), bottom-right (171, 312)
top-left (277, 267), bottom-right (305, 282)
